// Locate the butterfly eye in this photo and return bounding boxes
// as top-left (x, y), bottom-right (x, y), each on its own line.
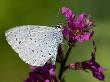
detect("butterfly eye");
top-left (55, 25), bottom-right (62, 28)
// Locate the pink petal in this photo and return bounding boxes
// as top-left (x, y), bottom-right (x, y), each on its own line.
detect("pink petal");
top-left (60, 6), bottom-right (75, 20)
top-left (77, 13), bottom-right (88, 22)
top-left (44, 79), bottom-right (50, 82)
top-left (75, 32), bottom-right (91, 42)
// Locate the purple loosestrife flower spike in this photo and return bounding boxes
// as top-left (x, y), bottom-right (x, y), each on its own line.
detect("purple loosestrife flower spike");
top-left (69, 40), bottom-right (105, 81)
top-left (60, 6), bottom-right (94, 43)
top-left (24, 63), bottom-right (59, 82)
top-left (81, 40), bottom-right (105, 81)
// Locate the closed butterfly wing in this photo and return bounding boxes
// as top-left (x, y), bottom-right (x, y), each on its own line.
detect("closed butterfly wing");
top-left (5, 25), bottom-right (63, 66)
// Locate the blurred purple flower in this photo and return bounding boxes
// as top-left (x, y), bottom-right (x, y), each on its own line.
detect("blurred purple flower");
top-left (69, 40), bottom-right (105, 81)
top-left (24, 63), bottom-right (58, 82)
top-left (60, 7), bottom-right (94, 43)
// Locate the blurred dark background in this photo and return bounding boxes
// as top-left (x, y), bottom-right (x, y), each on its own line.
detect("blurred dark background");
top-left (0, 0), bottom-right (110, 82)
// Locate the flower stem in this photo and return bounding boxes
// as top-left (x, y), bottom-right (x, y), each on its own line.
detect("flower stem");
top-left (58, 43), bottom-right (73, 80)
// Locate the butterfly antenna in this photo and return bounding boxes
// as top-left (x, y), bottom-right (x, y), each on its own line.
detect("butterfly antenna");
top-left (55, 7), bottom-right (67, 27)
top-left (55, 8), bottom-right (61, 25)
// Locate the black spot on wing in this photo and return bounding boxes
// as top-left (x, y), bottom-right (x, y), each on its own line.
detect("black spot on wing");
top-left (32, 50), bottom-right (34, 53)
top-left (49, 53), bottom-right (51, 55)
top-left (19, 41), bottom-right (21, 44)
top-left (30, 38), bottom-right (32, 40)
top-left (16, 38), bottom-right (18, 41)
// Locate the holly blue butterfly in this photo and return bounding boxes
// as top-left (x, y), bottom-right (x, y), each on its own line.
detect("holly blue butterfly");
top-left (5, 25), bottom-right (63, 66)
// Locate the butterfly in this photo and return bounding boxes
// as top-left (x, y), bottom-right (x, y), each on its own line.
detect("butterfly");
top-left (5, 25), bottom-right (63, 66)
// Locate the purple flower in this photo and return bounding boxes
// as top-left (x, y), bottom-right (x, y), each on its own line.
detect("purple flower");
top-left (44, 79), bottom-right (50, 82)
top-left (60, 7), bottom-right (94, 43)
top-left (24, 63), bottom-right (58, 82)
top-left (81, 56), bottom-right (105, 81)
top-left (69, 40), bottom-right (105, 81)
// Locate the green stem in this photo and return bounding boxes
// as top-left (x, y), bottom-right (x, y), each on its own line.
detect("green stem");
top-left (58, 43), bottom-right (73, 80)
